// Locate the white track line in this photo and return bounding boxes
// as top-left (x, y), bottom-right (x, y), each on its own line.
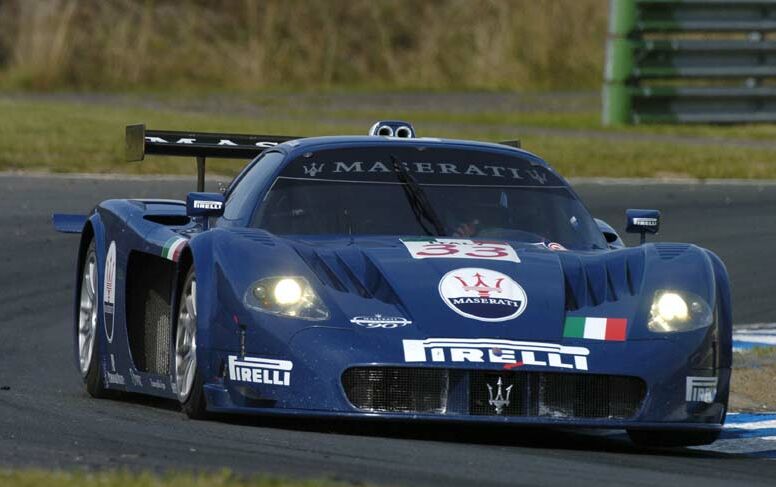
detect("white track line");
top-left (691, 415), bottom-right (776, 457)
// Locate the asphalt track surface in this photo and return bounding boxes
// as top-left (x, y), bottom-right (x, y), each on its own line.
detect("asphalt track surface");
top-left (1, 173), bottom-right (775, 486)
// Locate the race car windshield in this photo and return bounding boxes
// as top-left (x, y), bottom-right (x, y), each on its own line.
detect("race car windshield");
top-left (253, 146), bottom-right (607, 250)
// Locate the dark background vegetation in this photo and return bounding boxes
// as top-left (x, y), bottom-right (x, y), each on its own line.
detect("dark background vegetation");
top-left (0, 0), bottom-right (607, 92)
top-left (2, 1), bottom-right (776, 179)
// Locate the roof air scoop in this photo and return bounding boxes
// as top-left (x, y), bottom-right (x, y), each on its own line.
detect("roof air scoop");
top-left (368, 120), bottom-right (416, 138)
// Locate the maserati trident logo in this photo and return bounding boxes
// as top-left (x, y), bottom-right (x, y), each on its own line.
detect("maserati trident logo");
top-left (455, 272), bottom-right (504, 297)
top-left (303, 162), bottom-right (324, 177)
top-left (487, 377), bottom-right (512, 415)
top-left (438, 267), bottom-right (527, 322)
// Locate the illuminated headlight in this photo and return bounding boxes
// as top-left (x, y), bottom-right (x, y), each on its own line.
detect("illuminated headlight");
top-left (648, 290), bottom-right (713, 333)
top-left (245, 276), bottom-right (329, 321)
top-left (273, 278), bottom-right (303, 305)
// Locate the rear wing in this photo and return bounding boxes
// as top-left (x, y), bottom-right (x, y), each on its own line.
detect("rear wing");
top-left (126, 121), bottom-right (520, 192)
top-left (126, 124), bottom-right (300, 191)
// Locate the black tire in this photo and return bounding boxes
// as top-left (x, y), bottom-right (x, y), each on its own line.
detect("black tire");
top-left (79, 240), bottom-right (112, 398)
top-left (627, 428), bottom-right (721, 447)
top-left (175, 267), bottom-right (209, 419)
top-left (180, 369), bottom-right (208, 420)
top-left (84, 349), bottom-right (112, 398)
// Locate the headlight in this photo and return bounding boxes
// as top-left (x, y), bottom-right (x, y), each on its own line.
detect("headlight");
top-left (273, 278), bottom-right (303, 305)
top-left (648, 290), bottom-right (713, 333)
top-left (245, 276), bottom-right (329, 321)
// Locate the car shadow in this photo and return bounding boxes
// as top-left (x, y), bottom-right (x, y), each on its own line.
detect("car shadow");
top-left (104, 390), bottom-right (735, 460)
top-left (217, 413), bottom-right (733, 460)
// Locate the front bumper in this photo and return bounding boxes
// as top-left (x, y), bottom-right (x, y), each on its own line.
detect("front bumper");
top-left (199, 326), bottom-right (729, 429)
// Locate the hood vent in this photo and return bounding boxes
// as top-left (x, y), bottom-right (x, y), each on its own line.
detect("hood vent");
top-left (654, 243), bottom-right (690, 260)
top-left (560, 251), bottom-right (644, 311)
top-left (293, 246), bottom-right (401, 305)
top-left (226, 228), bottom-right (276, 246)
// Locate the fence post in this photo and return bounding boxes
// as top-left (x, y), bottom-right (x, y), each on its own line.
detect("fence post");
top-left (603, 0), bottom-right (637, 126)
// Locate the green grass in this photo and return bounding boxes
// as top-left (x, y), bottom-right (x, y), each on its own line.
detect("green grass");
top-left (3, 96), bottom-right (776, 179)
top-left (0, 98), bottom-right (354, 177)
top-left (0, 470), bottom-right (351, 487)
top-left (322, 107), bottom-right (776, 142)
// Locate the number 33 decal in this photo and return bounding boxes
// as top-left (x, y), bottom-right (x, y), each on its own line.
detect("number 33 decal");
top-left (402, 239), bottom-right (520, 263)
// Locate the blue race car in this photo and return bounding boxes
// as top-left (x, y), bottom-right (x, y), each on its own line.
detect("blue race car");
top-left (53, 121), bottom-right (731, 447)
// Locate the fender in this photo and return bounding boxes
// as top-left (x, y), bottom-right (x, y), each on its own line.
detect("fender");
top-left (184, 231), bottom-right (221, 381)
top-left (705, 249), bottom-right (733, 369)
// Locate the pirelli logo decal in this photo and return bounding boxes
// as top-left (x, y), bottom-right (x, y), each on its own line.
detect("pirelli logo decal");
top-left (402, 338), bottom-right (590, 370)
top-left (193, 200), bottom-right (223, 210)
top-left (228, 355), bottom-right (293, 386)
top-left (686, 376), bottom-right (717, 403)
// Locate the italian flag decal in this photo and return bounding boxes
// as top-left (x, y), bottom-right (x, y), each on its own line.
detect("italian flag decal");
top-left (563, 316), bottom-right (627, 341)
top-left (162, 237), bottom-right (187, 262)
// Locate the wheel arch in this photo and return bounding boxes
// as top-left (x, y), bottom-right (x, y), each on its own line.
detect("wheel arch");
top-left (72, 214), bottom-right (106, 372)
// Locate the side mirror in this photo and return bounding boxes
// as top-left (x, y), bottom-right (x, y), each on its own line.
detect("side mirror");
top-left (186, 192), bottom-right (224, 218)
top-left (595, 218), bottom-right (624, 249)
top-left (626, 209), bottom-right (660, 244)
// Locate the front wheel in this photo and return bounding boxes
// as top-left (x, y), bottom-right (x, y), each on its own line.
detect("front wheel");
top-left (174, 267), bottom-right (208, 419)
top-left (78, 240), bottom-right (111, 398)
top-left (627, 429), bottom-right (721, 447)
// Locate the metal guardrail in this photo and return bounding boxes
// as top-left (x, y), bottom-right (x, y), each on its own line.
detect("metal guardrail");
top-left (603, 0), bottom-right (776, 124)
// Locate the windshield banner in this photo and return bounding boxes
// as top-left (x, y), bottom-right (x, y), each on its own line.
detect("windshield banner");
top-left (280, 147), bottom-right (563, 187)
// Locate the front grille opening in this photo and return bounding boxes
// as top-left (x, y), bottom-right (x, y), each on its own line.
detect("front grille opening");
top-left (341, 368), bottom-right (645, 420)
top-left (342, 367), bottom-right (449, 413)
top-left (470, 372), bottom-right (645, 419)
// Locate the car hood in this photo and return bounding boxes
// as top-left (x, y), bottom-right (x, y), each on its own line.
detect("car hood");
top-left (284, 236), bottom-right (649, 342)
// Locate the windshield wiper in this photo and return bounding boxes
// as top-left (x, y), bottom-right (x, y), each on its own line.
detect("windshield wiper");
top-left (391, 155), bottom-right (446, 237)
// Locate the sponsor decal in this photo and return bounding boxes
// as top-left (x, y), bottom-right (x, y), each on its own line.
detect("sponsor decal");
top-left (161, 237), bottom-right (187, 262)
top-left (402, 238), bottom-right (520, 263)
top-left (633, 217), bottom-right (658, 227)
top-left (193, 200), bottom-right (223, 210)
top-left (105, 371), bottom-right (125, 385)
top-left (546, 242), bottom-right (566, 251)
top-left (103, 241), bottom-right (117, 343)
top-left (350, 314), bottom-right (412, 329)
top-left (282, 154), bottom-right (563, 187)
top-left (129, 369), bottom-right (142, 387)
top-left (563, 317), bottom-right (628, 341)
top-left (487, 377), bottom-right (512, 415)
top-left (145, 135), bottom-right (279, 149)
top-left (228, 355), bottom-right (293, 386)
top-left (402, 338), bottom-right (590, 370)
top-left (686, 377), bottom-right (718, 403)
top-left (149, 378), bottom-right (166, 390)
top-left (438, 267), bottom-right (527, 322)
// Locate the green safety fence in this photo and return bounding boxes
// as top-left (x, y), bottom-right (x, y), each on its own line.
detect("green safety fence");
top-left (603, 0), bottom-right (776, 124)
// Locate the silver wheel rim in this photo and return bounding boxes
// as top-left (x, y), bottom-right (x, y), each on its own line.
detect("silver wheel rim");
top-left (78, 250), bottom-right (98, 376)
top-left (175, 276), bottom-right (197, 402)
